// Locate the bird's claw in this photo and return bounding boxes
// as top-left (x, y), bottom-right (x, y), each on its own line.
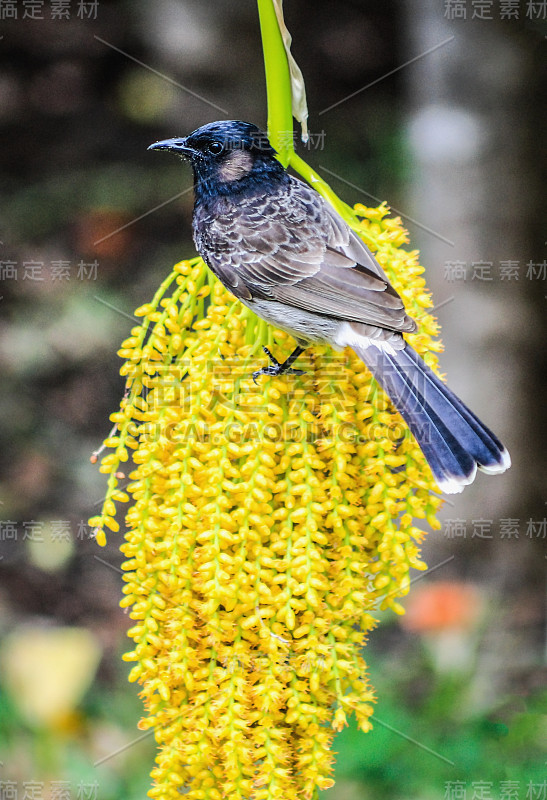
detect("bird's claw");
top-left (252, 365), bottom-right (305, 384)
top-left (252, 346), bottom-right (305, 384)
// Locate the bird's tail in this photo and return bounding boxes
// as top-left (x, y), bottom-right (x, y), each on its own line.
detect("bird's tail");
top-left (352, 342), bottom-right (510, 493)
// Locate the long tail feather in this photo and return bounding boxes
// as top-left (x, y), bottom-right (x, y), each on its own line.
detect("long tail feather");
top-left (352, 342), bottom-right (510, 493)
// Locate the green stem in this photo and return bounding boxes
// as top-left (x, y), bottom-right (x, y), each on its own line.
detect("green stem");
top-left (258, 0), bottom-right (372, 240)
top-left (257, 0), bottom-right (294, 166)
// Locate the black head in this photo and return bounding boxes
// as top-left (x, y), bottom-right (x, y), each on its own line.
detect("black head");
top-left (148, 120), bottom-right (287, 201)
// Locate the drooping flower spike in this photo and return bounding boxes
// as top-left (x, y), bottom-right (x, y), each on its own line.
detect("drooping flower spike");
top-left (90, 203), bottom-right (443, 800)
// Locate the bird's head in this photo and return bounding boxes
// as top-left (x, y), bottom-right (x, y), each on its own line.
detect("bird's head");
top-left (148, 120), bottom-right (287, 200)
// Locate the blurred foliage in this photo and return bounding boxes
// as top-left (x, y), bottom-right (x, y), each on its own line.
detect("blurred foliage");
top-left (329, 646), bottom-right (546, 799)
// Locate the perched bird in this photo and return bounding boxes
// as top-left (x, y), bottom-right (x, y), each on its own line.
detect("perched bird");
top-left (149, 120), bottom-right (510, 493)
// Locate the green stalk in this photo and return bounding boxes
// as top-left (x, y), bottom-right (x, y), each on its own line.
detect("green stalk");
top-left (257, 0), bottom-right (294, 166)
top-left (257, 0), bottom-right (366, 233)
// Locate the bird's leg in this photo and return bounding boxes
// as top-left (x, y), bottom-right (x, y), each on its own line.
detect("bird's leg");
top-left (252, 345), bottom-right (306, 384)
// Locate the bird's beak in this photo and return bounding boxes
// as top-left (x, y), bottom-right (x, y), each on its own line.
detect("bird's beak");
top-left (147, 137), bottom-right (195, 157)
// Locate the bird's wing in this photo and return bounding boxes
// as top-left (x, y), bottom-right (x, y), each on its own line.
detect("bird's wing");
top-left (198, 176), bottom-right (416, 333)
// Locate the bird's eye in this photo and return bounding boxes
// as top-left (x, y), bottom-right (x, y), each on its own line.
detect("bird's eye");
top-left (207, 141), bottom-right (224, 155)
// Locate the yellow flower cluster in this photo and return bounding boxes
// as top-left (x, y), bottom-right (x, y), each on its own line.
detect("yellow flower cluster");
top-left (89, 204), bottom-right (443, 800)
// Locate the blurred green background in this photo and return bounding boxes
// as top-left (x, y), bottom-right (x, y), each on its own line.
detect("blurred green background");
top-left (0, 1), bottom-right (545, 798)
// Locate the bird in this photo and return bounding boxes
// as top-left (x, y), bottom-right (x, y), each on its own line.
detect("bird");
top-left (148, 120), bottom-right (510, 493)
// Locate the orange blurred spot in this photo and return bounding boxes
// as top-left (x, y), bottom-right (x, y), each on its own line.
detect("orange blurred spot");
top-left (75, 209), bottom-right (134, 260)
top-left (401, 581), bottom-right (481, 633)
